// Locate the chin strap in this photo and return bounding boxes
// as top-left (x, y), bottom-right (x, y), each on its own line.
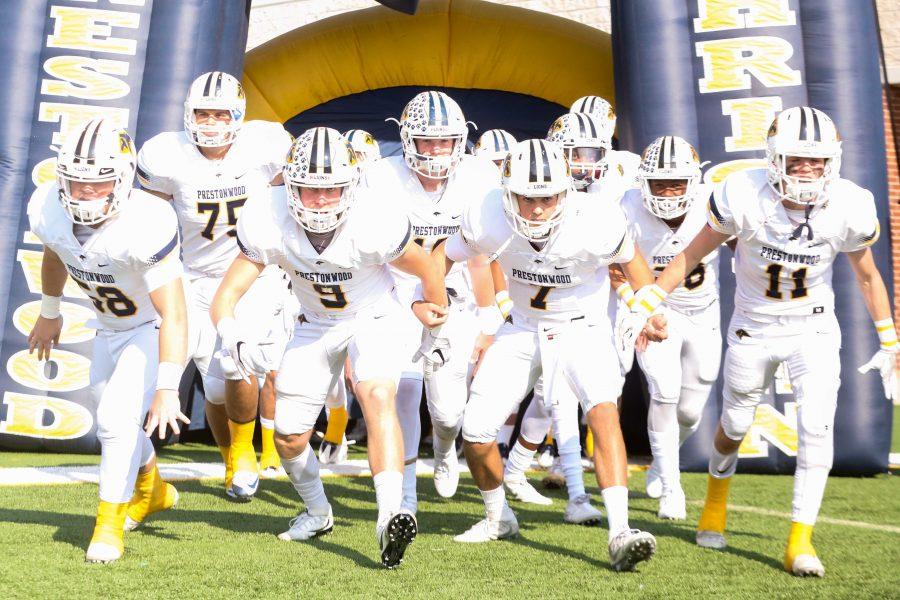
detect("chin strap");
top-left (789, 203), bottom-right (814, 242)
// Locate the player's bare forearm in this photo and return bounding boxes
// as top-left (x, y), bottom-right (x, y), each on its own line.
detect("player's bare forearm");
top-left (150, 278), bottom-right (188, 367)
top-left (619, 248), bottom-right (654, 290)
top-left (490, 260), bottom-right (507, 293)
top-left (848, 248), bottom-right (893, 322)
top-left (608, 263), bottom-right (629, 291)
top-left (40, 246), bottom-right (68, 296)
top-left (211, 254), bottom-right (264, 325)
top-left (392, 241), bottom-right (448, 307)
top-left (657, 225), bottom-right (729, 294)
top-left (467, 254), bottom-right (496, 308)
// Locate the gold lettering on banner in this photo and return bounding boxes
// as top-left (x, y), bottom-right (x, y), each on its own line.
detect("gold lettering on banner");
top-left (694, 0), bottom-right (796, 33)
top-left (722, 96), bottom-right (783, 152)
top-left (12, 301), bottom-right (96, 345)
top-left (46, 6), bottom-right (140, 55)
top-left (738, 402), bottom-right (798, 458)
top-left (0, 392), bottom-right (93, 440)
top-left (42, 56), bottom-right (130, 100)
top-left (696, 37), bottom-right (801, 94)
top-left (17, 249), bottom-right (89, 299)
top-left (704, 158), bottom-right (767, 183)
top-left (7, 349), bottom-right (90, 393)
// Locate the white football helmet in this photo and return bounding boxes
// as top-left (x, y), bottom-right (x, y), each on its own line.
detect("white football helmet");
top-left (56, 118), bottom-right (136, 225)
top-left (570, 95), bottom-right (616, 138)
top-left (283, 127), bottom-right (360, 233)
top-left (397, 91), bottom-right (468, 179)
top-left (547, 112), bottom-right (611, 190)
top-left (501, 139), bottom-right (572, 241)
top-left (766, 106), bottom-right (841, 205)
top-left (343, 129), bottom-right (381, 162)
top-left (638, 136), bottom-right (702, 220)
top-left (474, 129), bottom-right (517, 164)
top-left (183, 71), bottom-right (246, 148)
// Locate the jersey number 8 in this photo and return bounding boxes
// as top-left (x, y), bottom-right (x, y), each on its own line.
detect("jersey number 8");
top-left (75, 281), bottom-right (137, 317)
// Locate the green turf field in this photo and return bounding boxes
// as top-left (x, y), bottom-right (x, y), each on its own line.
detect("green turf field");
top-left (1, 458), bottom-right (898, 599)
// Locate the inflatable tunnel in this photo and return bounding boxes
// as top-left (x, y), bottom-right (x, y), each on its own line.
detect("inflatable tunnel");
top-left (0, 0), bottom-right (892, 475)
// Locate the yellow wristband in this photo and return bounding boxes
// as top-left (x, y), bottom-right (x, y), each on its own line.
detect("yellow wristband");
top-left (616, 283), bottom-right (635, 309)
top-left (633, 284), bottom-right (667, 317)
top-left (874, 318), bottom-right (898, 349)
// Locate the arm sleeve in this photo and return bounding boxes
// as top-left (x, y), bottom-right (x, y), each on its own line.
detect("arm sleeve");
top-left (706, 179), bottom-right (739, 236)
top-left (138, 211), bottom-right (183, 291)
top-left (378, 216), bottom-right (414, 263)
top-left (597, 204), bottom-right (635, 264)
top-left (234, 196), bottom-right (271, 265)
top-left (136, 137), bottom-right (176, 195)
top-left (840, 189), bottom-right (880, 253)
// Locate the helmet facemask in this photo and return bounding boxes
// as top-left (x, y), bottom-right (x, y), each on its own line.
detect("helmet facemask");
top-left (286, 183), bottom-right (355, 234)
top-left (403, 133), bottom-right (465, 179)
top-left (502, 189), bottom-right (567, 242)
top-left (640, 177), bottom-right (697, 220)
top-left (185, 107), bottom-right (243, 148)
top-left (768, 153), bottom-right (838, 206)
top-left (183, 72), bottom-right (246, 148)
top-left (397, 91), bottom-right (468, 180)
top-left (566, 145), bottom-right (608, 190)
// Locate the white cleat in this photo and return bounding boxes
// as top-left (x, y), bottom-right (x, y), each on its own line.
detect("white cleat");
top-left (790, 554), bottom-right (825, 578)
top-left (505, 477), bottom-right (553, 506)
top-left (454, 505), bottom-right (519, 543)
top-left (696, 530), bottom-right (727, 549)
top-left (277, 506), bottom-right (334, 541)
top-left (564, 494), bottom-right (603, 526)
top-left (537, 447), bottom-right (554, 469)
top-left (433, 452), bottom-right (460, 498)
top-left (657, 487), bottom-right (686, 521)
top-left (608, 529), bottom-right (656, 572)
top-left (230, 471), bottom-right (259, 502)
top-left (377, 510), bottom-right (417, 569)
top-left (645, 461), bottom-right (662, 499)
top-left (318, 437), bottom-right (349, 465)
top-left (85, 542), bottom-right (122, 564)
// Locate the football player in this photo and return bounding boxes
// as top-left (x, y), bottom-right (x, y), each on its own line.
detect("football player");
top-left (633, 107), bottom-right (894, 577)
top-left (569, 95), bottom-right (640, 183)
top-left (137, 71), bottom-right (293, 499)
top-left (435, 139), bottom-right (662, 572)
top-left (474, 129), bottom-right (517, 167)
top-left (210, 127), bottom-right (448, 569)
top-left (344, 129), bottom-right (382, 163)
top-left (616, 136), bottom-right (721, 520)
top-left (360, 91), bottom-right (503, 512)
top-left (27, 119), bottom-right (188, 564)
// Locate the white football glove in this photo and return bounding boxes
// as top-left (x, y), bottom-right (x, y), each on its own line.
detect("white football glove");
top-left (857, 348), bottom-right (898, 400)
top-left (414, 325), bottom-right (451, 373)
top-left (614, 308), bottom-right (645, 373)
top-left (216, 318), bottom-right (275, 382)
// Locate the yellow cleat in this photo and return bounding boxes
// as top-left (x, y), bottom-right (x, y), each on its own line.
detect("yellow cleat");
top-left (86, 501), bottom-right (127, 563)
top-left (229, 420), bottom-right (259, 500)
top-left (696, 474), bottom-right (731, 549)
top-left (784, 522), bottom-right (825, 577)
top-left (124, 467), bottom-right (179, 531)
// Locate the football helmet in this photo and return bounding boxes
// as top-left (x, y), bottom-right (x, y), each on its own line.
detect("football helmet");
top-left (547, 112), bottom-right (610, 190)
top-left (283, 127), bottom-right (360, 233)
top-left (638, 136), bottom-right (702, 220)
top-left (397, 91), bottom-right (468, 179)
top-left (501, 139), bottom-right (571, 241)
top-left (183, 71), bottom-right (246, 148)
top-left (766, 106), bottom-right (841, 205)
top-left (56, 118), bottom-right (136, 225)
top-left (474, 129), bottom-right (517, 164)
top-left (344, 129), bottom-right (381, 162)
top-left (570, 95), bottom-right (616, 138)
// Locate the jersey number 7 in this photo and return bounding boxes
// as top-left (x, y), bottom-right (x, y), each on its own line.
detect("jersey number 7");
top-left (198, 197), bottom-right (247, 241)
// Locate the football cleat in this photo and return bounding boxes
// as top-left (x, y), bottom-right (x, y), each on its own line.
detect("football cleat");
top-left (433, 452), bottom-right (460, 498)
top-left (645, 461), bottom-right (663, 499)
top-left (454, 505), bottom-right (519, 543)
top-left (542, 456), bottom-right (566, 489)
top-left (657, 487), bottom-right (686, 521)
top-left (696, 530), bottom-right (727, 549)
top-left (124, 484), bottom-right (179, 532)
top-left (277, 507), bottom-right (334, 541)
top-left (318, 436), bottom-right (349, 465)
top-left (608, 529), bottom-right (656, 572)
top-left (789, 554), bottom-right (825, 578)
top-left (230, 470), bottom-right (259, 502)
top-left (377, 510), bottom-right (417, 569)
top-left (564, 494), bottom-right (603, 525)
top-left (537, 445), bottom-right (554, 469)
top-left (505, 477), bottom-right (553, 506)
top-left (85, 541), bottom-right (123, 564)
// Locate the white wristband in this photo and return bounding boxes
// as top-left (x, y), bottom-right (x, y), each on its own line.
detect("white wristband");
top-left (615, 283), bottom-right (635, 309)
top-left (40, 294), bottom-right (62, 319)
top-left (156, 361), bottom-right (184, 391)
top-left (476, 304), bottom-right (504, 336)
top-left (495, 290), bottom-right (513, 319)
top-left (874, 318), bottom-right (898, 350)
top-left (633, 284), bottom-right (667, 317)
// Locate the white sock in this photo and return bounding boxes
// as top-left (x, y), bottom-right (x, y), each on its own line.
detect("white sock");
top-left (480, 485), bottom-right (507, 521)
top-left (497, 424), bottom-right (514, 446)
top-left (559, 450), bottom-right (586, 499)
top-left (504, 441), bottom-right (536, 481)
top-left (648, 428), bottom-right (680, 495)
top-left (708, 445), bottom-right (738, 479)
top-left (282, 446), bottom-right (329, 514)
top-left (679, 421), bottom-right (700, 446)
top-left (402, 462), bottom-right (418, 512)
top-left (373, 470), bottom-right (403, 525)
top-left (259, 416), bottom-right (275, 430)
top-left (602, 485), bottom-right (629, 541)
top-left (432, 433), bottom-right (456, 462)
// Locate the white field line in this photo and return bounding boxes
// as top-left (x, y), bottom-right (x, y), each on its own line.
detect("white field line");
top-left (685, 501), bottom-right (900, 534)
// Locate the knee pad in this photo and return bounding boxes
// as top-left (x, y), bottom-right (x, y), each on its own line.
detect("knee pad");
top-left (202, 374), bottom-right (227, 406)
top-left (461, 407), bottom-right (500, 444)
top-left (518, 410), bottom-right (551, 445)
top-left (274, 395), bottom-right (321, 437)
top-left (95, 403), bottom-right (137, 441)
top-left (797, 405), bottom-right (835, 471)
top-left (720, 390), bottom-right (757, 441)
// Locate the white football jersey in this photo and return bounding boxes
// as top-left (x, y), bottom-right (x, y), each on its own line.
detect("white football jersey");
top-left (236, 186), bottom-right (411, 320)
top-left (708, 168), bottom-right (879, 317)
top-left (28, 185), bottom-right (184, 331)
top-left (585, 162), bottom-right (635, 201)
top-left (137, 120), bottom-right (292, 279)
top-left (359, 155), bottom-right (500, 303)
top-left (446, 190), bottom-right (635, 323)
top-left (621, 185), bottom-right (720, 313)
top-left (608, 149), bottom-right (641, 187)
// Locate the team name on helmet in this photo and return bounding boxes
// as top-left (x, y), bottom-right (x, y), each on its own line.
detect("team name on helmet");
top-left (501, 139), bottom-right (572, 241)
top-left (547, 112), bottom-right (610, 190)
top-left (284, 127), bottom-right (360, 234)
top-left (638, 135), bottom-right (702, 221)
top-left (57, 118), bottom-right (136, 225)
top-left (396, 91), bottom-right (468, 179)
top-left (184, 71), bottom-right (246, 148)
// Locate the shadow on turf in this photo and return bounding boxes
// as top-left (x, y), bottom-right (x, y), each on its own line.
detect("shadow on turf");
top-left (0, 508), bottom-right (93, 551)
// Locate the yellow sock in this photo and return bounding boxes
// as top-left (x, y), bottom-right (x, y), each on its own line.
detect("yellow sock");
top-left (229, 420), bottom-right (258, 475)
top-left (585, 430), bottom-right (594, 457)
top-left (219, 445), bottom-right (233, 489)
top-left (90, 501), bottom-right (127, 552)
top-left (544, 432), bottom-right (553, 446)
top-left (260, 423), bottom-right (280, 470)
top-left (324, 406), bottom-right (348, 445)
top-left (697, 474), bottom-right (731, 534)
top-left (784, 522), bottom-right (816, 571)
top-left (126, 466), bottom-right (177, 524)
